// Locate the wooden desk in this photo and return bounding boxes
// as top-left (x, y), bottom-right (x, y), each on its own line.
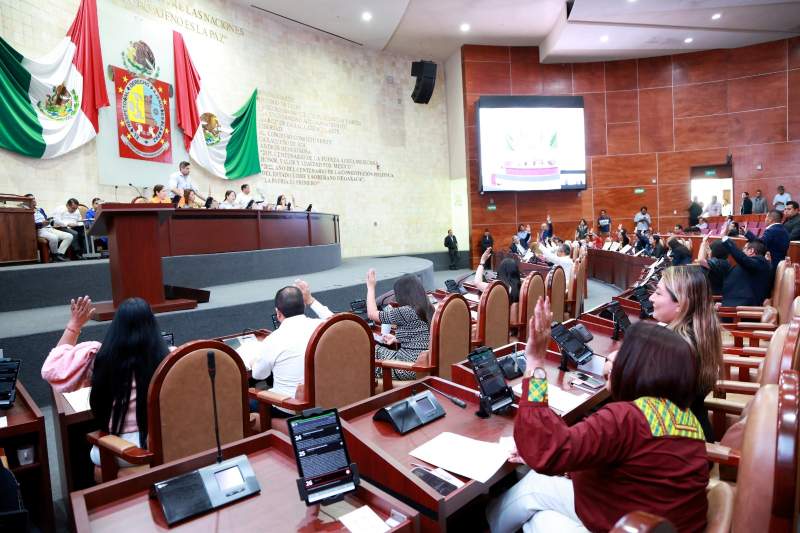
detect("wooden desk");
top-left (71, 431), bottom-right (418, 532)
top-left (586, 248), bottom-right (654, 290)
top-left (1, 381), bottom-right (54, 531)
top-left (450, 340), bottom-right (610, 425)
top-left (0, 194), bottom-right (37, 265)
top-left (339, 376), bottom-right (515, 532)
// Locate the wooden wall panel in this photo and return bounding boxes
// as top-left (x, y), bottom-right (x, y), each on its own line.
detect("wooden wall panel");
top-left (461, 39), bottom-right (800, 267)
top-left (674, 82), bottom-right (727, 118)
top-left (727, 72), bottom-right (786, 113)
top-left (638, 56), bottom-right (672, 88)
top-left (605, 60), bottom-right (637, 91)
top-left (639, 88), bottom-right (674, 153)
top-left (606, 90), bottom-right (638, 123)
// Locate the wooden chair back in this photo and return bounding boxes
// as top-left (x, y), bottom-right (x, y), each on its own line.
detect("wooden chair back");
top-left (546, 266), bottom-right (566, 322)
top-left (303, 313), bottom-right (375, 408)
top-left (430, 294), bottom-right (472, 380)
top-left (774, 264), bottom-right (797, 324)
top-left (148, 341), bottom-right (250, 465)
top-left (518, 272), bottom-right (545, 341)
top-left (477, 280), bottom-right (510, 349)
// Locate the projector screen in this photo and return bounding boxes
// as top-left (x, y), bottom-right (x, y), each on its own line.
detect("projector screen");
top-left (476, 96), bottom-right (586, 192)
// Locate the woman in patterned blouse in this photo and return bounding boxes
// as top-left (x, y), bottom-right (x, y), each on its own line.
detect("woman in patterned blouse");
top-left (366, 269), bottom-right (433, 380)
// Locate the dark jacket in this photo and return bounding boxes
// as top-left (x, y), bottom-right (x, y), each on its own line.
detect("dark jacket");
top-left (704, 257), bottom-right (732, 296)
top-left (720, 239), bottom-right (772, 306)
top-left (688, 202), bottom-right (703, 226)
top-left (479, 235), bottom-right (494, 253)
top-left (444, 235), bottom-right (458, 250)
top-left (745, 225), bottom-right (789, 268)
top-left (784, 214), bottom-right (800, 241)
top-left (670, 244), bottom-right (692, 266)
top-left (740, 197), bottom-right (753, 215)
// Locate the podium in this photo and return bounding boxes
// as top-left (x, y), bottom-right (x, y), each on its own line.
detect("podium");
top-left (89, 204), bottom-right (197, 321)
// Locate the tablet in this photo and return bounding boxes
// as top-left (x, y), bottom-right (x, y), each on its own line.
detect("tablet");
top-left (287, 409), bottom-right (357, 504)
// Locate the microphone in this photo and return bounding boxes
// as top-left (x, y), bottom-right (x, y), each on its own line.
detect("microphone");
top-left (129, 182), bottom-right (145, 198)
top-left (207, 351), bottom-right (223, 464)
top-left (420, 381), bottom-right (466, 408)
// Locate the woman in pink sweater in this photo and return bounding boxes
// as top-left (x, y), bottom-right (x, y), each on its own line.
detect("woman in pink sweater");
top-left (42, 296), bottom-right (169, 466)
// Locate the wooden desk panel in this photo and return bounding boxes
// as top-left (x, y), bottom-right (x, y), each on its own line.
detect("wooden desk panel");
top-left (1, 382), bottom-right (54, 531)
top-left (0, 206), bottom-right (37, 264)
top-left (586, 248), bottom-right (654, 290)
top-left (339, 377), bottom-right (515, 532)
top-left (166, 211), bottom-right (261, 255)
top-left (72, 431), bottom-right (418, 532)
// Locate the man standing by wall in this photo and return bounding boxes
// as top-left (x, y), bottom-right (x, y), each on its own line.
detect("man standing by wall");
top-left (688, 197), bottom-right (702, 227)
top-left (740, 192), bottom-right (752, 215)
top-left (444, 229), bottom-right (459, 270)
top-left (752, 189), bottom-right (767, 214)
top-left (773, 185), bottom-right (791, 212)
top-left (479, 229), bottom-right (494, 270)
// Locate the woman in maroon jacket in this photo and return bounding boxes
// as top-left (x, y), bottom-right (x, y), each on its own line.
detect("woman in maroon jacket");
top-left (487, 298), bottom-right (709, 533)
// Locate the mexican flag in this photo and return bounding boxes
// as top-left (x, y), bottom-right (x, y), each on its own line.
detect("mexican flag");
top-left (173, 31), bottom-right (261, 179)
top-left (0, 0), bottom-right (108, 158)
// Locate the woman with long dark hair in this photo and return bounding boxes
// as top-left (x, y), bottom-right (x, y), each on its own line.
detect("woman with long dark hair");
top-left (474, 249), bottom-right (522, 318)
top-left (487, 299), bottom-right (709, 532)
top-left (42, 296), bottom-right (169, 466)
top-left (366, 270), bottom-right (433, 380)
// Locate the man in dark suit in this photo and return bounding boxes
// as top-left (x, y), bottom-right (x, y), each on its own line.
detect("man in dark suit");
top-left (740, 191), bottom-right (752, 215)
top-left (718, 238), bottom-right (772, 307)
top-left (444, 229), bottom-right (459, 270)
top-left (783, 201), bottom-right (800, 241)
top-left (744, 210), bottom-right (789, 269)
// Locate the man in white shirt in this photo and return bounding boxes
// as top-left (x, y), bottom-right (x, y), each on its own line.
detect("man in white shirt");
top-left (25, 194), bottom-right (72, 261)
top-left (52, 198), bottom-right (86, 257)
top-left (539, 243), bottom-right (574, 281)
top-left (706, 196), bottom-right (722, 216)
top-left (237, 183), bottom-right (254, 208)
top-left (773, 185), bottom-right (791, 212)
top-left (633, 206), bottom-right (651, 233)
top-left (168, 161), bottom-right (205, 204)
top-left (249, 280), bottom-right (333, 416)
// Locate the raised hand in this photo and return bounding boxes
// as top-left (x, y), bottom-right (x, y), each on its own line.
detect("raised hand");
top-left (525, 296), bottom-right (552, 370)
top-left (294, 279), bottom-right (314, 305)
top-left (68, 295), bottom-right (95, 329)
top-left (366, 268), bottom-right (377, 289)
top-left (480, 247), bottom-right (492, 265)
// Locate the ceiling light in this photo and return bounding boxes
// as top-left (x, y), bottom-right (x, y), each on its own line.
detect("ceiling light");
top-left (600, 35), bottom-right (609, 43)
top-left (627, 0), bottom-right (637, 3)
top-left (361, 11), bottom-right (372, 22)
top-left (460, 23), bottom-right (470, 32)
top-left (711, 13), bottom-right (722, 20)
top-left (684, 37), bottom-right (694, 44)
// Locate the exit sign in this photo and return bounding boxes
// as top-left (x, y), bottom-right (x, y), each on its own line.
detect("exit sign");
top-left (487, 204), bottom-right (497, 211)
top-left (633, 188), bottom-right (645, 194)
top-left (705, 169), bottom-right (717, 176)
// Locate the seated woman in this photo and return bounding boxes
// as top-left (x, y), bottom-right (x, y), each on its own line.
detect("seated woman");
top-left (219, 190), bottom-right (237, 209)
top-left (487, 299), bottom-right (709, 533)
top-left (617, 227), bottom-right (630, 247)
top-left (474, 248), bottom-right (522, 318)
top-left (649, 265), bottom-right (721, 441)
top-left (667, 237), bottom-right (693, 265)
top-left (275, 194), bottom-right (295, 211)
top-left (178, 189), bottom-right (202, 209)
top-left (366, 269), bottom-right (432, 380)
top-left (149, 185), bottom-right (172, 204)
top-left (574, 218), bottom-right (589, 241)
top-left (41, 296), bottom-right (170, 467)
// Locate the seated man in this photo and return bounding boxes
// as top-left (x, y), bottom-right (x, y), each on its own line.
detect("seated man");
top-left (52, 198), bottom-right (86, 257)
top-left (744, 209), bottom-right (789, 269)
top-left (249, 280), bottom-right (333, 417)
top-left (25, 194), bottom-right (72, 262)
top-left (539, 242), bottom-right (574, 281)
top-left (717, 238), bottom-right (771, 307)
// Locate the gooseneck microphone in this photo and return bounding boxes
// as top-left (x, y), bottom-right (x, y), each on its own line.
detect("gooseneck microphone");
top-left (207, 351), bottom-right (223, 464)
top-left (420, 381), bottom-right (467, 408)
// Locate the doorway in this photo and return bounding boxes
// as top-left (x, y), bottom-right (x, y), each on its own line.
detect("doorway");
top-left (690, 178), bottom-right (734, 216)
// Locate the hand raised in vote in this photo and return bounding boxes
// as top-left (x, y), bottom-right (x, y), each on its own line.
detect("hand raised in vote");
top-left (366, 268), bottom-right (377, 289)
top-left (68, 295), bottom-right (95, 329)
top-left (294, 279), bottom-right (314, 305)
top-left (524, 296), bottom-right (552, 372)
top-left (480, 247), bottom-right (492, 265)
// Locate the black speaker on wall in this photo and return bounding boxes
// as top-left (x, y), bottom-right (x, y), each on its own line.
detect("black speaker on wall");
top-left (411, 60), bottom-right (437, 104)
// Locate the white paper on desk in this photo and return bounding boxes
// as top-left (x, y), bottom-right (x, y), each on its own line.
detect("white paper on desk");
top-left (63, 387), bottom-right (92, 412)
top-left (470, 310), bottom-right (478, 321)
top-left (0, 417), bottom-right (7, 428)
top-left (409, 432), bottom-right (508, 484)
top-left (463, 292), bottom-right (480, 303)
top-left (339, 505), bottom-right (390, 533)
top-left (511, 384), bottom-right (589, 416)
top-left (234, 339), bottom-right (262, 370)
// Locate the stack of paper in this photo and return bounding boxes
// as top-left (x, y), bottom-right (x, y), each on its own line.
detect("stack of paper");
top-left (339, 506), bottom-right (390, 533)
top-left (463, 292), bottom-right (480, 303)
top-left (409, 432), bottom-right (509, 483)
top-left (63, 387), bottom-right (92, 412)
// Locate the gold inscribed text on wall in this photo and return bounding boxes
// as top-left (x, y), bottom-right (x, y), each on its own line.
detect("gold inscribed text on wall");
top-left (112, 0), bottom-right (245, 43)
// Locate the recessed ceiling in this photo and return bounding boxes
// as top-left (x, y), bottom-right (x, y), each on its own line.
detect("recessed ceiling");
top-left (243, 0), bottom-right (800, 63)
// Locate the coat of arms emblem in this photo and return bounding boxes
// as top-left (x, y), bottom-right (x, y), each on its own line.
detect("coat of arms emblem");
top-left (37, 83), bottom-right (79, 121)
top-left (201, 112), bottom-right (221, 146)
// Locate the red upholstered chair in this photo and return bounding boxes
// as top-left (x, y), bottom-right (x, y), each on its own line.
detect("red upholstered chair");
top-left (546, 265), bottom-right (567, 322)
top-left (250, 313), bottom-right (375, 432)
top-left (565, 257), bottom-right (586, 320)
top-left (87, 340), bottom-right (251, 482)
top-left (513, 272), bottom-right (545, 342)
top-left (471, 280), bottom-right (510, 349)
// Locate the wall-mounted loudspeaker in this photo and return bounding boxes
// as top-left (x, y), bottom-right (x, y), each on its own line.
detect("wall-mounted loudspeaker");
top-left (411, 60), bottom-right (437, 104)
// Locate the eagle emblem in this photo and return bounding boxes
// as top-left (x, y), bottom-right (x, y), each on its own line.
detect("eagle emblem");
top-left (37, 83), bottom-right (79, 121)
top-left (201, 112), bottom-right (221, 146)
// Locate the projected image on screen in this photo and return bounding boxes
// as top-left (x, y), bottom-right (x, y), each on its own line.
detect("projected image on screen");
top-left (477, 96), bottom-right (586, 192)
